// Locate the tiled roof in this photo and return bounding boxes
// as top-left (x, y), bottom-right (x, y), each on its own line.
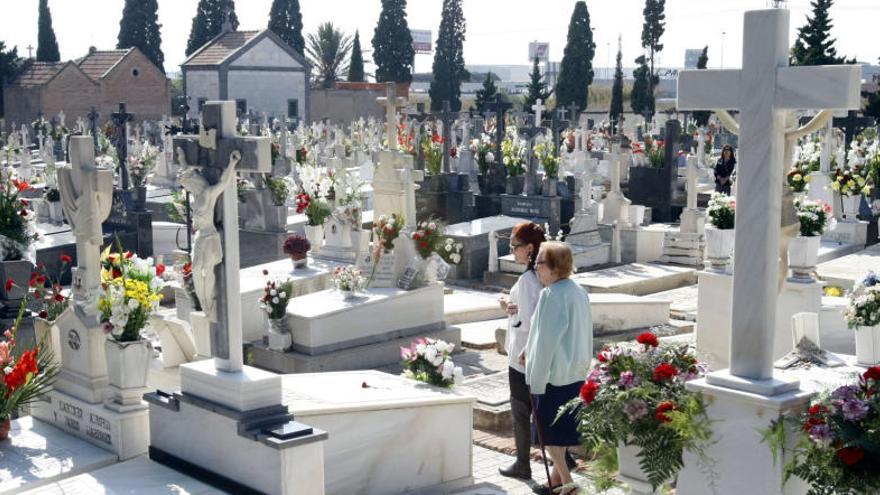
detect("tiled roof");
top-left (183, 30), bottom-right (261, 66)
top-left (77, 49), bottom-right (131, 79)
top-left (12, 62), bottom-right (67, 86)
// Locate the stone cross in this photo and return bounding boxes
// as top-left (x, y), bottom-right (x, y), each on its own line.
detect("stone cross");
top-left (458, 117), bottom-right (472, 144)
top-left (567, 103), bottom-right (580, 127)
top-left (173, 101), bottom-right (271, 372)
top-left (58, 136), bottom-right (114, 309)
top-left (111, 103), bottom-right (134, 190)
top-left (57, 110), bottom-right (66, 128)
top-left (833, 110), bottom-right (875, 158)
top-left (87, 107), bottom-right (100, 154)
top-left (543, 109), bottom-right (570, 159)
top-left (438, 101), bottom-right (458, 173)
top-left (531, 99), bottom-right (545, 128)
top-left (376, 83), bottom-right (407, 152)
top-left (487, 95), bottom-right (513, 182)
top-left (677, 8), bottom-right (861, 393)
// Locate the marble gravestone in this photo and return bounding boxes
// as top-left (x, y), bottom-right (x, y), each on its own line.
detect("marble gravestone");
top-left (674, 9), bottom-right (862, 495)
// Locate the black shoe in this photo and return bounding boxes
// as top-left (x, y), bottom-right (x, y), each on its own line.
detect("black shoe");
top-left (531, 484), bottom-right (555, 495)
top-left (564, 451), bottom-right (578, 470)
top-left (499, 461), bottom-right (532, 480)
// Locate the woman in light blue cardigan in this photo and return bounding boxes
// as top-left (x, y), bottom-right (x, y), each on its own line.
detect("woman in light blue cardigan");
top-left (522, 241), bottom-right (592, 494)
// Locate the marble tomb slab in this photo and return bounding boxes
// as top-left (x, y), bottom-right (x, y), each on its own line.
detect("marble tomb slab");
top-left (445, 216), bottom-right (528, 281)
top-left (817, 242), bottom-right (880, 291)
top-left (572, 262), bottom-right (697, 296)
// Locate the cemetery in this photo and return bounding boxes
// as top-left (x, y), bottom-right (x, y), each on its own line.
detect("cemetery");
top-left (3, 0), bottom-right (880, 494)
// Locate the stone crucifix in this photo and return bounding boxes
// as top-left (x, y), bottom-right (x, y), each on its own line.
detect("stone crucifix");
top-left (173, 101), bottom-right (271, 372)
top-left (677, 8), bottom-right (861, 392)
top-left (531, 99), bottom-right (545, 128)
top-left (438, 100), bottom-right (459, 174)
top-left (376, 83), bottom-right (407, 152)
top-left (111, 103), bottom-right (134, 190)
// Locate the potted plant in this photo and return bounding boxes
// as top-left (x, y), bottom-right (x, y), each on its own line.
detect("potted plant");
top-left (264, 175), bottom-right (292, 230)
top-left (533, 140), bottom-right (561, 197)
top-left (400, 337), bottom-right (463, 388)
top-left (421, 130), bottom-right (447, 192)
top-left (296, 192), bottom-right (331, 253)
top-left (501, 128), bottom-right (526, 195)
top-left (283, 233), bottom-right (311, 269)
top-left (410, 220), bottom-right (454, 282)
top-left (831, 164), bottom-right (871, 222)
top-left (845, 272), bottom-right (880, 365)
top-left (127, 142), bottom-right (159, 210)
top-left (789, 198), bottom-right (832, 280)
top-left (764, 366), bottom-right (880, 494)
top-left (42, 187), bottom-right (63, 224)
top-left (470, 134), bottom-right (495, 195)
top-left (98, 247), bottom-right (164, 404)
top-left (331, 265), bottom-right (366, 300)
top-left (260, 274), bottom-right (294, 352)
top-left (705, 192), bottom-right (736, 272)
top-left (0, 178), bottom-right (39, 299)
top-left (562, 332), bottom-right (713, 493)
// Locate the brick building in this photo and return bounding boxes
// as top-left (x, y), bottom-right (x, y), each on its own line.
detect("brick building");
top-left (2, 47), bottom-right (170, 132)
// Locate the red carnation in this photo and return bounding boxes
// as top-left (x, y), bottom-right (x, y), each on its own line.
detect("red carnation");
top-left (60, 254), bottom-right (72, 264)
top-left (19, 209), bottom-right (28, 217)
top-left (4, 278), bottom-right (14, 292)
top-left (656, 401), bottom-right (675, 423)
top-left (836, 446), bottom-right (865, 466)
top-left (55, 294), bottom-right (64, 302)
top-left (863, 366), bottom-right (880, 383)
top-left (38, 310), bottom-right (48, 319)
top-left (636, 332), bottom-right (659, 348)
top-left (580, 380), bottom-right (600, 405)
top-left (125, 251), bottom-right (134, 259)
top-left (653, 363), bottom-right (679, 382)
top-left (20, 199), bottom-right (28, 207)
top-left (596, 351), bottom-right (608, 363)
top-left (155, 264), bottom-right (166, 277)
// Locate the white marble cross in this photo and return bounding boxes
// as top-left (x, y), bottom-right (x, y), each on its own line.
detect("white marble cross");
top-left (531, 99), bottom-right (545, 128)
top-left (677, 8), bottom-right (861, 393)
top-left (376, 83), bottom-right (407, 152)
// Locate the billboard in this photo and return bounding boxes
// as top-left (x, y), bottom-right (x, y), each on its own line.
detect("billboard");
top-left (411, 30), bottom-right (433, 54)
top-left (528, 42), bottom-right (550, 62)
top-left (684, 49), bottom-right (703, 69)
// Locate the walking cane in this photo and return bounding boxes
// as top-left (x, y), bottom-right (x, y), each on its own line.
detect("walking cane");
top-left (528, 391), bottom-right (557, 493)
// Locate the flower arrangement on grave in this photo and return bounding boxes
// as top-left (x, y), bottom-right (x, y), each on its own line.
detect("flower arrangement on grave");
top-left (331, 265), bottom-right (366, 294)
top-left (422, 131), bottom-right (445, 175)
top-left (30, 117), bottom-right (49, 138)
top-left (562, 332), bottom-right (712, 491)
top-left (127, 142), bottom-right (160, 188)
top-left (644, 137), bottom-right (666, 168)
top-left (180, 258), bottom-right (201, 311)
top-left (844, 272), bottom-right (880, 329)
top-left (295, 192), bottom-right (332, 227)
top-left (98, 246), bottom-right (164, 342)
top-left (763, 366), bottom-right (880, 495)
top-left (794, 197), bottom-right (832, 237)
top-left (533, 140), bottom-right (561, 179)
top-left (823, 286), bottom-right (844, 298)
top-left (260, 276), bottom-right (294, 321)
top-left (270, 139), bottom-right (281, 166)
top-left (561, 129), bottom-right (576, 154)
top-left (830, 164), bottom-right (871, 197)
top-left (469, 134), bottom-right (495, 176)
top-left (283, 233), bottom-right (310, 268)
top-left (787, 164), bottom-right (812, 193)
top-left (400, 337), bottom-right (463, 388)
top-left (263, 175), bottom-right (292, 206)
top-left (95, 132), bottom-right (118, 169)
top-left (397, 123), bottom-right (416, 156)
top-left (0, 178), bottom-right (39, 261)
top-left (706, 192), bottom-right (736, 230)
top-left (2, 140), bottom-right (20, 167)
top-left (373, 213), bottom-right (405, 252)
top-left (437, 237), bottom-right (463, 265)
top-left (236, 176), bottom-right (252, 203)
top-left (411, 220), bottom-right (445, 259)
top-left (42, 187), bottom-right (60, 203)
top-left (30, 254), bottom-right (72, 322)
top-left (501, 127), bottom-right (526, 176)
top-left (165, 189), bottom-right (187, 223)
top-left (294, 146), bottom-right (308, 165)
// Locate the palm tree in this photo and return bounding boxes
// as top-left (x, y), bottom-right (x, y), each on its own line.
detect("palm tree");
top-left (305, 22), bottom-right (352, 89)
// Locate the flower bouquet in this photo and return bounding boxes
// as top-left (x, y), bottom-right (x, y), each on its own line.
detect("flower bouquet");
top-left (0, 178), bottom-right (39, 261)
top-left (373, 213), bottom-right (405, 252)
top-left (561, 129), bottom-right (576, 154)
top-left (437, 237), bottom-right (463, 265)
top-left (563, 332), bottom-right (712, 491)
top-left (764, 366), bottom-right (880, 495)
top-left (411, 220), bottom-right (444, 259)
top-left (127, 142), bottom-right (159, 188)
top-left (30, 253), bottom-right (72, 322)
top-left (260, 275), bottom-right (294, 320)
top-left (533, 140), bottom-right (561, 179)
top-left (422, 131), bottom-right (445, 175)
top-left (400, 337), bottom-right (463, 388)
top-left (845, 272), bottom-right (880, 330)
top-left (831, 164), bottom-right (871, 197)
top-left (501, 127), bottom-right (526, 176)
top-left (98, 247), bottom-right (164, 342)
top-left (295, 192), bottom-right (332, 227)
top-left (794, 197), bottom-right (832, 237)
top-left (332, 266), bottom-right (366, 299)
top-left (283, 233), bottom-right (310, 268)
top-left (707, 192), bottom-right (735, 230)
top-left (180, 259), bottom-right (201, 311)
top-left (470, 134), bottom-right (495, 176)
top-left (264, 175), bottom-right (292, 206)
top-left (787, 164), bottom-right (812, 193)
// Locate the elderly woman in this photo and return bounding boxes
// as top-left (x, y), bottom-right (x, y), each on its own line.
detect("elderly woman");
top-left (522, 241), bottom-right (592, 494)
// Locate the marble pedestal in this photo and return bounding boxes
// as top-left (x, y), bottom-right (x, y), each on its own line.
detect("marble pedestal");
top-left (660, 232), bottom-right (705, 267)
top-left (445, 215), bottom-right (527, 281)
top-left (774, 279), bottom-right (825, 359)
top-left (618, 224), bottom-right (669, 264)
top-left (500, 194), bottom-right (562, 236)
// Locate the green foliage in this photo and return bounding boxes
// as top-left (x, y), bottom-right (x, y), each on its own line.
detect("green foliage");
top-left (306, 22), bottom-right (352, 89)
top-left (790, 0), bottom-right (848, 66)
top-left (117, 0), bottom-right (165, 72)
top-left (165, 189), bottom-right (187, 223)
top-left (186, 0), bottom-right (239, 57)
top-left (640, 0), bottom-right (665, 74)
top-left (692, 46), bottom-right (711, 127)
top-left (631, 55), bottom-right (654, 119)
top-left (373, 0), bottom-right (415, 83)
top-left (264, 175), bottom-right (291, 206)
top-left (347, 31), bottom-right (365, 82)
top-left (523, 57), bottom-right (551, 112)
top-left (0, 43), bottom-right (25, 117)
top-left (36, 0), bottom-right (60, 62)
top-left (609, 39), bottom-right (624, 131)
top-left (474, 73), bottom-right (498, 113)
top-left (428, 0), bottom-right (468, 112)
top-left (555, 1), bottom-right (595, 113)
top-left (267, 0), bottom-right (305, 54)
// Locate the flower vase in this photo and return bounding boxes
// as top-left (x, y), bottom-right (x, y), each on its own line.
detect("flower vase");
top-left (304, 224), bottom-right (324, 254)
top-left (506, 175), bottom-right (524, 195)
top-left (342, 290), bottom-right (358, 301)
top-left (841, 194), bottom-right (861, 222)
top-left (131, 185), bottom-right (147, 211)
top-left (0, 417), bottom-right (9, 441)
top-left (104, 338), bottom-right (152, 407)
top-left (542, 177), bottom-right (557, 197)
top-left (705, 227), bottom-right (735, 273)
top-left (855, 325), bottom-right (880, 366)
top-left (617, 443), bottom-right (662, 495)
top-left (33, 317), bottom-right (60, 366)
top-left (47, 201), bottom-right (63, 224)
top-left (267, 317), bottom-right (292, 352)
top-left (289, 254), bottom-right (308, 270)
top-left (788, 235), bottom-right (820, 281)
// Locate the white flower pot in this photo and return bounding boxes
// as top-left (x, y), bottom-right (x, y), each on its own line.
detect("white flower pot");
top-left (33, 317), bottom-right (60, 366)
top-left (855, 325), bottom-right (880, 366)
top-left (617, 443), bottom-right (662, 495)
top-left (267, 317), bottom-right (291, 352)
top-left (189, 311), bottom-right (212, 359)
top-left (304, 224), bottom-right (324, 253)
top-left (629, 205), bottom-right (646, 226)
top-left (841, 194), bottom-right (861, 222)
top-left (341, 290), bottom-right (357, 300)
top-left (104, 338), bottom-right (151, 404)
top-left (788, 235), bottom-right (820, 281)
top-left (705, 227), bottom-right (735, 272)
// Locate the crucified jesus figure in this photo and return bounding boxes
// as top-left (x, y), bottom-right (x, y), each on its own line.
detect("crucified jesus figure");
top-left (176, 148), bottom-right (241, 323)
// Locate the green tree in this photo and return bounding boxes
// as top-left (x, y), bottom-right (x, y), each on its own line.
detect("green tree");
top-left (306, 22), bottom-right (352, 89)
top-left (524, 57), bottom-right (551, 112)
top-left (347, 30), bottom-right (365, 82)
top-left (609, 37), bottom-right (624, 133)
top-left (117, 0), bottom-right (165, 72)
top-left (186, 0), bottom-right (239, 57)
top-left (692, 46), bottom-right (711, 127)
top-left (428, 0), bottom-right (468, 111)
top-left (36, 0), bottom-right (60, 62)
top-left (474, 72), bottom-right (498, 113)
top-left (268, 0), bottom-right (305, 55)
top-left (373, 0), bottom-right (415, 83)
top-left (791, 0), bottom-right (847, 66)
top-left (631, 55), bottom-right (654, 119)
top-left (639, 0), bottom-right (665, 120)
top-left (555, 1), bottom-right (595, 113)
top-left (0, 42), bottom-right (25, 117)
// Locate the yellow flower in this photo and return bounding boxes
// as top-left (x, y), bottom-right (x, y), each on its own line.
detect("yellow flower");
top-left (863, 185), bottom-right (872, 196)
top-left (831, 182), bottom-right (840, 191)
top-left (804, 175), bottom-right (811, 183)
top-left (848, 180), bottom-right (856, 189)
top-left (857, 177), bottom-right (866, 187)
top-left (793, 173), bottom-right (803, 182)
top-left (823, 286), bottom-right (843, 297)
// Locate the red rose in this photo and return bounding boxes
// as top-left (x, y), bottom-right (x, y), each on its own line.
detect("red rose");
top-left (656, 401), bottom-right (675, 423)
top-left (20, 199), bottom-right (28, 207)
top-left (580, 380), bottom-right (600, 405)
top-left (653, 363), bottom-right (679, 382)
top-left (125, 251), bottom-right (134, 259)
top-left (4, 278), bottom-right (14, 292)
top-left (863, 366), bottom-right (880, 383)
top-left (836, 446), bottom-right (865, 466)
top-left (60, 254), bottom-right (72, 264)
top-left (38, 310), bottom-right (48, 319)
top-left (636, 332), bottom-right (659, 348)
top-left (55, 294), bottom-right (64, 302)
top-left (596, 351), bottom-right (608, 363)
top-left (155, 264), bottom-right (166, 277)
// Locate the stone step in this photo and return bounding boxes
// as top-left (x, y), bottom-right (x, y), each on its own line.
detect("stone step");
top-left (459, 318), bottom-right (507, 350)
top-left (444, 287), bottom-right (507, 324)
top-left (572, 262), bottom-right (698, 296)
top-left (653, 284), bottom-right (699, 321)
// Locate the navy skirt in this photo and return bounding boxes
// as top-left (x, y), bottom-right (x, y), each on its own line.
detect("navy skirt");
top-left (531, 381), bottom-right (583, 447)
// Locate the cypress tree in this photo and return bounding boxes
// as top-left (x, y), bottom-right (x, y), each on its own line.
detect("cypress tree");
top-left (347, 31), bottom-right (365, 82)
top-left (639, 0), bottom-right (665, 120)
top-left (428, 0), bottom-right (468, 111)
top-left (692, 46), bottom-right (711, 127)
top-left (373, 0), bottom-right (415, 83)
top-left (117, 0), bottom-right (165, 72)
top-left (36, 0), bottom-right (60, 62)
top-left (631, 55), bottom-right (652, 119)
top-left (267, 0), bottom-right (305, 55)
top-left (474, 72), bottom-right (498, 113)
top-left (186, 0), bottom-right (239, 56)
top-left (555, 1), bottom-right (595, 113)
top-left (524, 57), bottom-right (551, 111)
top-left (609, 37), bottom-right (624, 133)
top-left (791, 0), bottom-right (847, 66)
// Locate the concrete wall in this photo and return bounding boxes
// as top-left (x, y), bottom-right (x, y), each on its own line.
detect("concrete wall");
top-left (226, 70), bottom-right (307, 120)
top-left (3, 85), bottom-right (41, 133)
top-left (230, 38), bottom-right (304, 69)
top-left (309, 88), bottom-right (385, 124)
top-left (185, 70), bottom-right (220, 109)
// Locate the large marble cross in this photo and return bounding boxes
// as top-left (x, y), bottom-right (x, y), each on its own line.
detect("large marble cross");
top-left (677, 8), bottom-right (861, 393)
top-left (173, 101), bottom-right (271, 372)
top-left (531, 99), bottom-right (545, 128)
top-left (376, 83), bottom-right (407, 152)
